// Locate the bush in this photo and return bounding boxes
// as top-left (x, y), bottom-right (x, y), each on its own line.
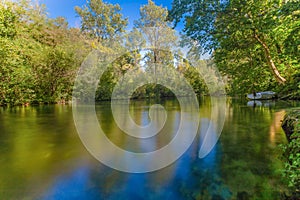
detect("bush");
top-left (281, 110), bottom-right (300, 198)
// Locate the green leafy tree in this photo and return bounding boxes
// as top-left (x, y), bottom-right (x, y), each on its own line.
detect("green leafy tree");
top-left (75, 0), bottom-right (128, 41)
top-left (75, 0), bottom-right (130, 101)
top-left (0, 0), bottom-right (88, 105)
top-left (0, 2), bottom-right (16, 38)
top-left (0, 2), bottom-right (35, 105)
top-left (169, 0), bottom-right (300, 95)
top-left (134, 0), bottom-right (177, 65)
top-left (125, 28), bottom-right (145, 68)
top-left (133, 0), bottom-right (179, 98)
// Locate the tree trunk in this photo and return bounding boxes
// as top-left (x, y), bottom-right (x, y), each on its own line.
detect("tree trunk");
top-left (253, 33), bottom-right (286, 84)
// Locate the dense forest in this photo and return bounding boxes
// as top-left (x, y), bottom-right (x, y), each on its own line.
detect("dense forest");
top-left (0, 0), bottom-right (299, 105)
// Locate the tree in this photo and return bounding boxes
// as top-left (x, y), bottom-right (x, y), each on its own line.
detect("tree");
top-left (134, 0), bottom-right (177, 65)
top-left (0, 0), bottom-right (88, 105)
top-left (0, 1), bottom-right (35, 105)
top-left (75, 0), bottom-right (128, 41)
top-left (125, 28), bottom-right (145, 68)
top-left (74, 0), bottom-right (130, 101)
top-left (169, 0), bottom-right (300, 92)
top-left (0, 1), bottom-right (16, 38)
top-left (133, 0), bottom-right (179, 98)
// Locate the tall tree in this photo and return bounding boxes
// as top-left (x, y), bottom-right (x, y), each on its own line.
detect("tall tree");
top-left (134, 0), bottom-right (177, 65)
top-left (75, 0), bottom-right (128, 41)
top-left (133, 0), bottom-right (178, 98)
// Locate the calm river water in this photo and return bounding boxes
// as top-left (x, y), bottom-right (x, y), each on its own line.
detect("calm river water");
top-left (0, 98), bottom-right (299, 200)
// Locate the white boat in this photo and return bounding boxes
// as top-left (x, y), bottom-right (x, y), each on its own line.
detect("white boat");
top-left (247, 91), bottom-right (276, 100)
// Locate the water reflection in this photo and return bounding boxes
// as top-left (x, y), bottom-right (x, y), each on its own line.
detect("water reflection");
top-left (0, 99), bottom-right (299, 199)
top-left (198, 118), bottom-right (218, 159)
top-left (269, 110), bottom-right (286, 146)
top-left (247, 100), bottom-right (276, 108)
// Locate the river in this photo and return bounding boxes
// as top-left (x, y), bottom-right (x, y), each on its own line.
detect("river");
top-left (0, 98), bottom-right (299, 200)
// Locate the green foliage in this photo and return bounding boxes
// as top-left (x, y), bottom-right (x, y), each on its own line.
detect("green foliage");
top-left (96, 66), bottom-right (117, 101)
top-left (75, 0), bottom-right (128, 40)
top-left (32, 47), bottom-right (76, 103)
top-left (169, 0), bottom-right (300, 96)
top-left (0, 0), bottom-right (218, 105)
top-left (0, 0), bottom-right (89, 105)
top-left (0, 37), bottom-right (35, 105)
top-left (281, 110), bottom-right (300, 198)
top-left (0, 3), bottom-right (16, 38)
top-left (282, 135), bottom-right (300, 187)
top-left (134, 0), bottom-right (177, 65)
top-left (177, 59), bottom-right (208, 95)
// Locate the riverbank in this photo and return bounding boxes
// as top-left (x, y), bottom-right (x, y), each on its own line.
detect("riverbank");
top-left (282, 110), bottom-right (300, 140)
top-left (281, 109), bottom-right (300, 199)
top-left (279, 92), bottom-right (300, 101)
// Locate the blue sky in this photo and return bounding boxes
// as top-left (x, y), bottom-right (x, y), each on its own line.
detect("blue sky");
top-left (38, 0), bottom-right (174, 29)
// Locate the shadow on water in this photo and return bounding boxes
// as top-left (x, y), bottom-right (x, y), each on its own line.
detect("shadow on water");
top-left (0, 98), bottom-right (299, 199)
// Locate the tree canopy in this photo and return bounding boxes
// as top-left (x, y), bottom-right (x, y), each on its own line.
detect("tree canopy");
top-left (169, 0), bottom-right (300, 95)
top-left (75, 0), bottom-right (128, 40)
top-left (0, 0), bottom-right (89, 105)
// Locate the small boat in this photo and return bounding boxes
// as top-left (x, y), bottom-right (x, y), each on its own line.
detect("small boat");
top-left (247, 91), bottom-right (276, 100)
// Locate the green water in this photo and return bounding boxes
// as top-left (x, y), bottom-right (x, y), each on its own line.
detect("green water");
top-left (0, 98), bottom-right (299, 200)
